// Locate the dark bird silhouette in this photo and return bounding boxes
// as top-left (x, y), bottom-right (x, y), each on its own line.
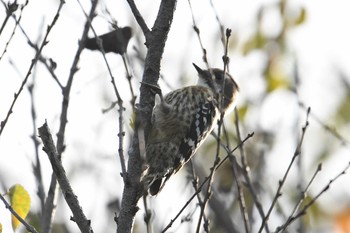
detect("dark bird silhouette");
top-left (85, 26), bottom-right (132, 55)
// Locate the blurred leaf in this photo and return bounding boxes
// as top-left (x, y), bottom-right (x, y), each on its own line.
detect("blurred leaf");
top-left (215, 162), bottom-right (234, 193)
top-left (335, 90), bottom-right (350, 124)
top-left (129, 111), bottom-right (136, 129)
top-left (8, 184), bottom-right (31, 231)
top-left (0, 222), bottom-right (2, 233)
top-left (301, 195), bottom-right (326, 226)
top-left (334, 207), bottom-right (350, 233)
top-left (283, 6), bottom-right (307, 28)
top-left (241, 32), bottom-right (267, 55)
top-left (265, 58), bottom-right (290, 92)
top-left (295, 7), bottom-right (307, 26)
top-left (237, 104), bottom-right (248, 120)
top-left (266, 72), bottom-right (290, 92)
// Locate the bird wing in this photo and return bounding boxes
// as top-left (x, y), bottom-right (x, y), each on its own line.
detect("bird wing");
top-left (178, 100), bottom-right (218, 165)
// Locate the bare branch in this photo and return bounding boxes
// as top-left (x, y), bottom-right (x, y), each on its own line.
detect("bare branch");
top-left (117, 1), bottom-right (177, 232)
top-left (0, 0), bottom-right (28, 62)
top-left (77, 0), bottom-right (128, 181)
top-left (209, 0), bottom-right (225, 45)
top-left (38, 122), bottom-right (94, 233)
top-left (161, 133), bottom-right (254, 232)
top-left (0, 0), bottom-right (64, 138)
top-left (125, 0), bottom-right (150, 38)
top-left (195, 28), bottom-right (233, 233)
top-left (187, 0), bottom-right (209, 67)
top-left (0, 0), bottom-right (18, 36)
top-left (42, 1), bottom-right (98, 232)
top-left (192, 162), bottom-right (240, 233)
top-left (0, 193), bottom-right (39, 233)
top-left (28, 81), bottom-right (46, 215)
top-left (258, 107), bottom-right (311, 233)
top-left (275, 163), bottom-right (322, 232)
top-left (299, 102), bottom-right (350, 146)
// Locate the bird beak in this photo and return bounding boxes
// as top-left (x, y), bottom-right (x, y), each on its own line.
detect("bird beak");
top-left (193, 63), bottom-right (205, 75)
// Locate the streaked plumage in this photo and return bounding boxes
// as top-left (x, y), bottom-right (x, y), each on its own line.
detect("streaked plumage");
top-left (143, 64), bottom-right (239, 195)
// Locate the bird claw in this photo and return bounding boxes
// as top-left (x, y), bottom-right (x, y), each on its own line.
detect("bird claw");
top-left (140, 81), bottom-right (164, 101)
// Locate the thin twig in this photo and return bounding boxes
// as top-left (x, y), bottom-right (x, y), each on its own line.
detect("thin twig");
top-left (0, 0), bottom-right (64, 138)
top-left (161, 133), bottom-right (254, 233)
top-left (192, 161), bottom-right (240, 233)
top-left (0, 0), bottom-right (28, 62)
top-left (125, 0), bottom-right (150, 39)
top-left (208, 0), bottom-right (225, 46)
top-left (77, 0), bottom-right (128, 181)
top-left (275, 163), bottom-right (322, 232)
top-left (258, 107), bottom-right (311, 233)
top-left (41, 1), bottom-right (98, 233)
top-left (195, 28), bottom-right (232, 233)
top-left (8, 9), bottom-right (63, 89)
top-left (28, 77), bottom-right (46, 215)
top-left (234, 108), bottom-right (265, 233)
top-left (0, 193), bottom-right (39, 233)
top-left (187, 0), bottom-right (209, 67)
top-left (0, 0), bottom-right (18, 36)
top-left (189, 161), bottom-right (209, 232)
top-left (299, 102), bottom-right (349, 146)
top-left (121, 54), bottom-right (137, 107)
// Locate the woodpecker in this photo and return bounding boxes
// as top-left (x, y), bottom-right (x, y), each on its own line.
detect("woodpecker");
top-left (143, 63), bottom-right (239, 195)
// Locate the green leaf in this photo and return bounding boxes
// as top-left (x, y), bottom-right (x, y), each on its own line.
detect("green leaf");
top-left (295, 7), bottom-right (307, 26)
top-left (265, 57), bottom-right (290, 92)
top-left (241, 32), bottom-right (267, 55)
top-left (335, 90), bottom-right (350, 124)
top-left (237, 104), bottom-right (248, 120)
top-left (8, 184), bottom-right (31, 231)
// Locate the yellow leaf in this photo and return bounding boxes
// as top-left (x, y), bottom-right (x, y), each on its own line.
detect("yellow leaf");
top-left (295, 7), bottom-right (307, 26)
top-left (241, 32), bottom-right (267, 55)
top-left (265, 57), bottom-right (290, 92)
top-left (335, 90), bottom-right (350, 124)
top-left (237, 104), bottom-right (248, 120)
top-left (8, 184), bottom-right (31, 231)
top-left (0, 222), bottom-right (2, 233)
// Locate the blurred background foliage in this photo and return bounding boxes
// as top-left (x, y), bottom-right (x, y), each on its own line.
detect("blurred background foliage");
top-left (1, 0), bottom-right (350, 232)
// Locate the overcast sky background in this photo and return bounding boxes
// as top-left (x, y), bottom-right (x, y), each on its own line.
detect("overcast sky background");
top-left (1, 0), bottom-right (350, 232)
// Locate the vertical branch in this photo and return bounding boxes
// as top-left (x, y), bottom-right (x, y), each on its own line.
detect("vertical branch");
top-left (161, 133), bottom-right (254, 232)
top-left (28, 81), bottom-right (46, 214)
top-left (77, 0), bottom-right (128, 180)
top-left (234, 108), bottom-right (268, 233)
top-left (195, 28), bottom-right (232, 233)
top-left (258, 107), bottom-right (311, 233)
top-left (187, 0), bottom-right (209, 67)
top-left (42, 1), bottom-right (98, 233)
top-left (116, 1), bottom-right (177, 233)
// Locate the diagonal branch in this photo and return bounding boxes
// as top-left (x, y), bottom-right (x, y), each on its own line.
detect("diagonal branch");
top-left (0, 192), bottom-right (39, 233)
top-left (125, 0), bottom-right (150, 38)
top-left (0, 0), bottom-right (64, 138)
top-left (38, 122), bottom-right (94, 233)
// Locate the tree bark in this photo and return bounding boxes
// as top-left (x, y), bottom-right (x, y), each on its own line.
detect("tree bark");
top-left (116, 1), bottom-right (177, 233)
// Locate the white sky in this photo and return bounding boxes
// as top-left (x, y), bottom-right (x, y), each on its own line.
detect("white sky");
top-left (1, 0), bottom-right (350, 232)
